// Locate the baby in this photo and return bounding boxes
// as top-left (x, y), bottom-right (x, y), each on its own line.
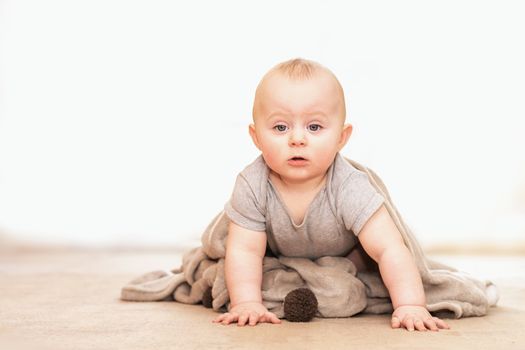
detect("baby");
top-left (212, 58), bottom-right (450, 332)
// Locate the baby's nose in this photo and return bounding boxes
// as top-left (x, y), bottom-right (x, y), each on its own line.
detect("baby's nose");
top-left (289, 130), bottom-right (306, 146)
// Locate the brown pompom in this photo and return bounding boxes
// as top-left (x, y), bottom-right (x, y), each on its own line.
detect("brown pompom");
top-left (202, 287), bottom-right (213, 308)
top-left (283, 288), bottom-right (318, 322)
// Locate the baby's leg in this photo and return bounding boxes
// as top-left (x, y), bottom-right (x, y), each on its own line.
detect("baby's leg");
top-left (346, 243), bottom-right (378, 273)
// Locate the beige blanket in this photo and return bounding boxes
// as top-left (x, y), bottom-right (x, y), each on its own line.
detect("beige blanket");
top-left (121, 158), bottom-right (499, 319)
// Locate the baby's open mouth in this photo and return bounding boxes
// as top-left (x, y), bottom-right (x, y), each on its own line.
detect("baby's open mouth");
top-left (290, 157), bottom-right (306, 161)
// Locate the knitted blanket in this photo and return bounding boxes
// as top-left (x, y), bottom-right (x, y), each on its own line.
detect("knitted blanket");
top-left (121, 158), bottom-right (499, 319)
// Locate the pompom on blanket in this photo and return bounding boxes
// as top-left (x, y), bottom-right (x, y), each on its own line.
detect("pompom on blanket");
top-left (121, 158), bottom-right (499, 319)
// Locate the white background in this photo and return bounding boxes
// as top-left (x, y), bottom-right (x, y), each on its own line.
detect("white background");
top-left (1, 0), bottom-right (524, 249)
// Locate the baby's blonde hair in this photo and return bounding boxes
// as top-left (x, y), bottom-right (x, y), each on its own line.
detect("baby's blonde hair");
top-left (271, 58), bottom-right (324, 80)
top-left (252, 58), bottom-right (346, 121)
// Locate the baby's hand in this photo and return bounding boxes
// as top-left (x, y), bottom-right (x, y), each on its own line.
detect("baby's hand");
top-left (391, 305), bottom-right (451, 332)
top-left (212, 301), bottom-right (282, 327)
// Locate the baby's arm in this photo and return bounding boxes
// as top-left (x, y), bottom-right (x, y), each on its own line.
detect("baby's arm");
top-left (212, 221), bottom-right (281, 326)
top-left (358, 205), bottom-right (450, 332)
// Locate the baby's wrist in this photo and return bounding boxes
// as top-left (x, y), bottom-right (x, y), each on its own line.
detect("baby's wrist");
top-left (394, 304), bottom-right (427, 309)
top-left (231, 300), bottom-right (262, 308)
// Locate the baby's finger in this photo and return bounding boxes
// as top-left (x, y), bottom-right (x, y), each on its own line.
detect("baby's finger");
top-left (265, 312), bottom-right (282, 324)
top-left (248, 312), bottom-right (259, 326)
top-left (237, 313), bottom-right (249, 327)
top-left (258, 313), bottom-right (270, 323)
top-left (423, 318), bottom-right (439, 331)
top-left (414, 319), bottom-right (427, 332)
top-left (213, 313), bottom-right (228, 323)
top-left (433, 317), bottom-right (450, 329)
top-left (404, 317), bottom-right (415, 332)
top-left (391, 316), bottom-right (401, 329)
top-left (270, 313), bottom-right (282, 324)
top-left (222, 312), bottom-right (238, 325)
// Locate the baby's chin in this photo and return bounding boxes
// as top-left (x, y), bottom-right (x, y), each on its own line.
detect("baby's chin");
top-left (271, 167), bottom-right (328, 185)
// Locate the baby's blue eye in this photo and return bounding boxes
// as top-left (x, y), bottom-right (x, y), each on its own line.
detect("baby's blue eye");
top-left (274, 125), bottom-right (287, 132)
top-left (308, 124), bottom-right (322, 132)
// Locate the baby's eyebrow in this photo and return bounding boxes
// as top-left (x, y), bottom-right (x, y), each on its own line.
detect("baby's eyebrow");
top-left (265, 114), bottom-right (290, 124)
top-left (304, 111), bottom-right (328, 118)
top-left (267, 112), bottom-right (288, 120)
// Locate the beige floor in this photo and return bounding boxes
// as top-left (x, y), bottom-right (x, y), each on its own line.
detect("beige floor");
top-left (1, 245), bottom-right (524, 350)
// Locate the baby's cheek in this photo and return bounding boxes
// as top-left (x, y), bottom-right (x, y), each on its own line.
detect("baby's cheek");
top-left (262, 146), bottom-right (288, 170)
top-left (312, 148), bottom-right (338, 172)
top-left (262, 151), bottom-right (281, 169)
top-left (316, 147), bottom-right (337, 163)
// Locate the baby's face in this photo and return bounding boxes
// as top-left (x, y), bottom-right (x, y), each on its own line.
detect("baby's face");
top-left (249, 71), bottom-right (352, 186)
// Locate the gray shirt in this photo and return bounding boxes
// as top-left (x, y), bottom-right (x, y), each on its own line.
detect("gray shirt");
top-left (224, 152), bottom-right (384, 259)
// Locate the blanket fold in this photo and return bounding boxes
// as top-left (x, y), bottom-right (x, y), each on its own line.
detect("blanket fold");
top-left (121, 158), bottom-right (498, 319)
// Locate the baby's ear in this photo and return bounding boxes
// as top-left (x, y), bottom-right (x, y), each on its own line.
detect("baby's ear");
top-left (248, 124), bottom-right (262, 151)
top-left (338, 123), bottom-right (353, 150)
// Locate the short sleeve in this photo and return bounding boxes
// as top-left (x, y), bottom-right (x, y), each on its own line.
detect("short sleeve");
top-left (224, 174), bottom-right (266, 232)
top-left (338, 170), bottom-right (385, 236)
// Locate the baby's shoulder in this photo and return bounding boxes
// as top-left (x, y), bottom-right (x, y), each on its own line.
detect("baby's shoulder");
top-left (330, 153), bottom-right (368, 190)
top-left (237, 155), bottom-right (268, 182)
top-left (234, 155), bottom-right (269, 196)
